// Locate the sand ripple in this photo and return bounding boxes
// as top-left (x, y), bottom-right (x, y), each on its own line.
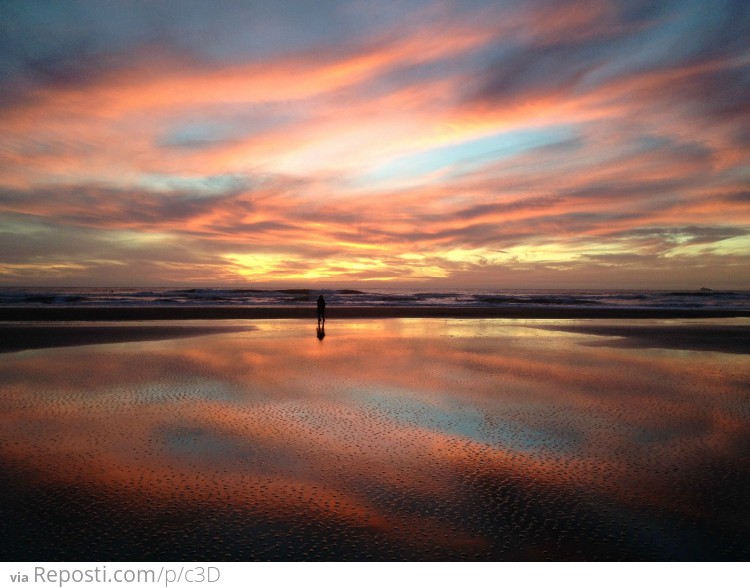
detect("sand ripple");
top-left (1, 319), bottom-right (749, 560)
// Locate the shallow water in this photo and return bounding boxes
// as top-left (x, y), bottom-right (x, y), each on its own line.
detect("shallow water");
top-left (1, 319), bottom-right (749, 560)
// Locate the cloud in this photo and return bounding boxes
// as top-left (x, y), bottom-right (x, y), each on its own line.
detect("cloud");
top-left (0, 0), bottom-right (748, 286)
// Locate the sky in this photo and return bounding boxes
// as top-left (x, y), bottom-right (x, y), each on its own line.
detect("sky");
top-left (0, 0), bottom-right (749, 288)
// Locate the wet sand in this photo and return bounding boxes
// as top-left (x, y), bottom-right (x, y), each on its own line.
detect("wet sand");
top-left (2, 305), bottom-right (749, 322)
top-left (0, 321), bottom-right (748, 354)
top-left (2, 314), bottom-right (749, 355)
top-left (0, 324), bottom-right (252, 353)
top-left (1, 318), bottom-right (749, 560)
top-left (532, 323), bottom-right (750, 354)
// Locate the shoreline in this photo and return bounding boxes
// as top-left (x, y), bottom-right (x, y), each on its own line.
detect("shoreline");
top-left (2, 308), bottom-right (749, 356)
top-left (1, 305), bottom-right (750, 322)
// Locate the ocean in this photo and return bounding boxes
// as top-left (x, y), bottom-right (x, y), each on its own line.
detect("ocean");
top-left (0, 286), bottom-right (749, 310)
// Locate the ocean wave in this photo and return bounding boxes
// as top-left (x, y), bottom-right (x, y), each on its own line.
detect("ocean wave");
top-left (0, 287), bottom-right (748, 311)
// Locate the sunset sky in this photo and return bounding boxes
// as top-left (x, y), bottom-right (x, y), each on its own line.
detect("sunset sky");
top-left (1, 0), bottom-right (748, 288)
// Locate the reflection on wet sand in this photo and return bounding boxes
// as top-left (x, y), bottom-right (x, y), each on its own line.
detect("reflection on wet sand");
top-left (1, 319), bottom-right (749, 560)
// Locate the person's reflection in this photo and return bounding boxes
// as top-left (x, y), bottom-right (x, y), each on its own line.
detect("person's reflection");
top-left (316, 325), bottom-right (326, 340)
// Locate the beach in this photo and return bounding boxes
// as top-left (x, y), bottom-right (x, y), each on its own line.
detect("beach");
top-left (4, 0), bottom-right (750, 572)
top-left (1, 313), bottom-right (749, 560)
top-left (1, 305), bottom-right (749, 357)
top-left (2, 304), bottom-right (750, 322)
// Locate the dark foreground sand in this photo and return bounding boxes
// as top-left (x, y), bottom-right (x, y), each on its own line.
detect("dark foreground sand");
top-left (2, 306), bottom-right (749, 354)
top-left (0, 325), bottom-right (251, 353)
top-left (2, 305), bottom-right (749, 321)
top-left (1, 319), bottom-right (749, 355)
top-left (535, 323), bottom-right (750, 354)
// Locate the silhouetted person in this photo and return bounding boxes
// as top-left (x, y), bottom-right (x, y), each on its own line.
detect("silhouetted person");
top-left (317, 324), bottom-right (325, 340)
top-left (317, 294), bottom-right (326, 325)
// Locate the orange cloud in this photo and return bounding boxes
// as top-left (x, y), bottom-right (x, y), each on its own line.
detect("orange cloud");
top-left (0, 1), bottom-right (748, 287)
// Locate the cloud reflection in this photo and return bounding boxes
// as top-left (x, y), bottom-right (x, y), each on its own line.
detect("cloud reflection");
top-left (1, 319), bottom-right (749, 559)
